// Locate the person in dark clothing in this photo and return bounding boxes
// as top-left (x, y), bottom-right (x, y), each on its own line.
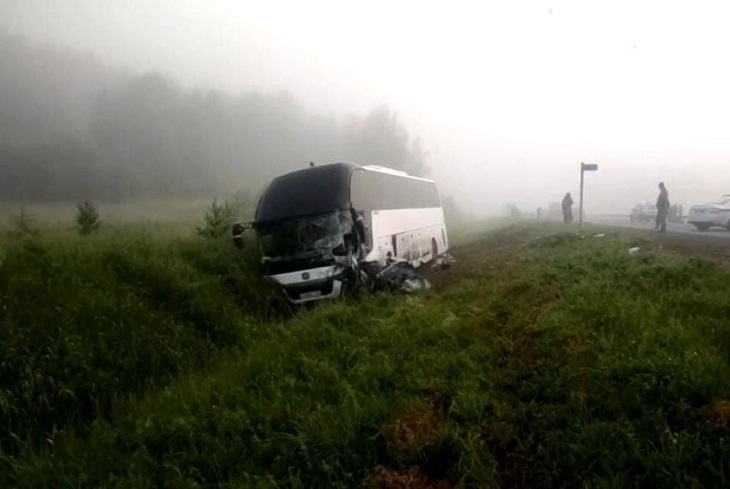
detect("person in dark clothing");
top-left (562, 192), bottom-right (574, 224)
top-left (655, 182), bottom-right (670, 233)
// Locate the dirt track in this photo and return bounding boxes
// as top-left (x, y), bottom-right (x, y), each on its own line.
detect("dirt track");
top-left (423, 225), bottom-right (538, 290)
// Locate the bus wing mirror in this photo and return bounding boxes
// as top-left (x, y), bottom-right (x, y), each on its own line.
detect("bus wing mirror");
top-left (232, 221), bottom-right (254, 249)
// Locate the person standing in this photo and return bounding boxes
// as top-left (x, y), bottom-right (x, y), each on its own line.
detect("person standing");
top-left (562, 192), bottom-right (574, 224)
top-left (655, 182), bottom-right (670, 233)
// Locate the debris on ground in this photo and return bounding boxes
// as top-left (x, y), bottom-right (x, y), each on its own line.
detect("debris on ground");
top-left (628, 247), bottom-right (640, 256)
top-left (431, 253), bottom-right (455, 271)
top-left (593, 233), bottom-right (606, 238)
top-left (377, 262), bottom-right (431, 293)
top-left (361, 260), bottom-right (432, 293)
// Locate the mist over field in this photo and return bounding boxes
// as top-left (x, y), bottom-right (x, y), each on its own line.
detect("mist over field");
top-left (0, 31), bottom-right (425, 209)
top-left (3, 1), bottom-right (730, 217)
top-left (2, 4), bottom-right (730, 487)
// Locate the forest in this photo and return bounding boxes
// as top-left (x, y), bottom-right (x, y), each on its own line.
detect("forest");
top-left (0, 31), bottom-right (426, 203)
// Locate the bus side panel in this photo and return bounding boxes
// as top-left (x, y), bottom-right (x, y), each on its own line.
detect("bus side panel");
top-left (369, 208), bottom-right (447, 265)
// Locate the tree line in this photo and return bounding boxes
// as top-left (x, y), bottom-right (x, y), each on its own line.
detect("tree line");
top-left (0, 32), bottom-right (426, 203)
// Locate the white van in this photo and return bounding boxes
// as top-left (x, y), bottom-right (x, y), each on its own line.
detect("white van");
top-left (232, 162), bottom-right (449, 303)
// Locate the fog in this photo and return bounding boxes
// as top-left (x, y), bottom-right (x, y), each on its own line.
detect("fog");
top-left (3, 0), bottom-right (730, 216)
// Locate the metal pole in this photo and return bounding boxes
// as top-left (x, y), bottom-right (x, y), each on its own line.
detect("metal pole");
top-left (579, 162), bottom-right (584, 225)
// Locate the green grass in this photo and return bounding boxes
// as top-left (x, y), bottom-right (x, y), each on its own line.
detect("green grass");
top-left (1, 224), bottom-right (729, 487)
top-left (0, 228), bottom-right (287, 461)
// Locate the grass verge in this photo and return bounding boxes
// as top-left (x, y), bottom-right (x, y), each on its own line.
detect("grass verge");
top-left (1, 224), bottom-right (729, 487)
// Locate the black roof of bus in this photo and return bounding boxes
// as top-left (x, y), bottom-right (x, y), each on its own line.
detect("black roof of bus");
top-left (255, 162), bottom-right (358, 223)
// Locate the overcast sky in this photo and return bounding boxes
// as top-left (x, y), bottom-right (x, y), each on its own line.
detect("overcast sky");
top-left (3, 0), bottom-right (730, 214)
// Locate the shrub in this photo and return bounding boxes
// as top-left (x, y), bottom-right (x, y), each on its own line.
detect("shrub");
top-left (76, 200), bottom-right (101, 235)
top-left (197, 199), bottom-right (235, 238)
top-left (8, 207), bottom-right (39, 238)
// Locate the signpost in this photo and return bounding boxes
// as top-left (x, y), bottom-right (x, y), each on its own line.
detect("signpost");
top-left (580, 162), bottom-right (599, 225)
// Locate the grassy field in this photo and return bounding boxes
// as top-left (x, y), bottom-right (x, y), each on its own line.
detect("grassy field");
top-left (0, 222), bottom-right (729, 487)
top-left (0, 199), bottom-right (215, 227)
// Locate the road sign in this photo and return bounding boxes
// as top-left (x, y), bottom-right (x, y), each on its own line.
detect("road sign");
top-left (580, 162), bottom-right (599, 225)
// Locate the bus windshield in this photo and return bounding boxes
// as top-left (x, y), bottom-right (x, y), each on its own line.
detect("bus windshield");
top-left (257, 211), bottom-right (353, 260)
top-left (256, 164), bottom-right (352, 222)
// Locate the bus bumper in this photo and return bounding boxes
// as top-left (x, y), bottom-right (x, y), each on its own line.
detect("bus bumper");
top-left (266, 265), bottom-right (346, 304)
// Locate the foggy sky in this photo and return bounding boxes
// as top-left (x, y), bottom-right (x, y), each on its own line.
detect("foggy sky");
top-left (3, 0), bottom-right (730, 214)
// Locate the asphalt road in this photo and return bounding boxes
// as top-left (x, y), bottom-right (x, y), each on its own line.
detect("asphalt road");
top-left (585, 216), bottom-right (730, 254)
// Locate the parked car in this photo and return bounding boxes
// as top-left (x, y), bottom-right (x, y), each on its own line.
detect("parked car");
top-left (668, 204), bottom-right (685, 223)
top-left (630, 202), bottom-right (657, 223)
top-left (686, 196), bottom-right (730, 231)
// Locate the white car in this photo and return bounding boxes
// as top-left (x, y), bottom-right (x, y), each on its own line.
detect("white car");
top-left (686, 196), bottom-right (730, 231)
top-left (630, 202), bottom-right (658, 223)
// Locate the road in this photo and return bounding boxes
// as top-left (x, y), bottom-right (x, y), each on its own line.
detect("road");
top-left (585, 215), bottom-right (730, 255)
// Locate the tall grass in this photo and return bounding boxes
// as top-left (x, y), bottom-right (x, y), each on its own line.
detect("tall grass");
top-left (0, 228), bottom-right (286, 460)
top-left (1, 225), bottom-right (729, 487)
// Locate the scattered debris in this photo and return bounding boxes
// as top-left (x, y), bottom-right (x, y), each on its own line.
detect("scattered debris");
top-left (370, 261), bottom-right (432, 293)
top-left (628, 247), bottom-right (640, 256)
top-left (581, 232), bottom-right (614, 240)
top-left (359, 259), bottom-right (432, 293)
top-left (431, 253), bottom-right (455, 271)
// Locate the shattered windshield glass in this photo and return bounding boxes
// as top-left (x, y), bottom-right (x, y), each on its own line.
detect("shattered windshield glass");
top-left (257, 211), bottom-right (353, 260)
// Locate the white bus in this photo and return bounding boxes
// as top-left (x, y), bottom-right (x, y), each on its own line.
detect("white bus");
top-left (232, 162), bottom-right (448, 303)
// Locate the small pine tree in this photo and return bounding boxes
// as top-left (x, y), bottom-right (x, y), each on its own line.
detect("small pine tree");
top-left (9, 206), bottom-right (39, 238)
top-left (197, 199), bottom-right (235, 238)
top-left (76, 200), bottom-right (101, 235)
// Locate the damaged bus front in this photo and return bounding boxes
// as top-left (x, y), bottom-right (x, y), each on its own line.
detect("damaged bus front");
top-left (232, 162), bottom-right (448, 303)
